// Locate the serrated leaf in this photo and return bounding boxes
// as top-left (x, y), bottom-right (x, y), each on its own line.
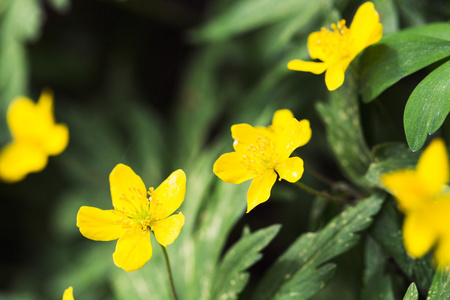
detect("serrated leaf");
top-left (361, 236), bottom-right (395, 300)
top-left (369, 198), bottom-right (435, 292)
top-left (316, 70), bottom-right (372, 187)
top-left (360, 33), bottom-right (450, 103)
top-left (403, 283), bottom-right (419, 300)
top-left (211, 225), bottom-right (281, 300)
top-left (192, 0), bottom-right (332, 42)
top-left (404, 59), bottom-right (450, 151)
top-left (251, 193), bottom-right (384, 300)
top-left (427, 267), bottom-right (450, 300)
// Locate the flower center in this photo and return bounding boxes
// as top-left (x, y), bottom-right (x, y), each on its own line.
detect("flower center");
top-left (316, 20), bottom-right (353, 61)
top-left (242, 135), bottom-right (279, 175)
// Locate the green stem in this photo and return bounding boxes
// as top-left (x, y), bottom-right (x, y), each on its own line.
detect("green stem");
top-left (295, 181), bottom-right (349, 205)
top-left (161, 245), bottom-right (179, 300)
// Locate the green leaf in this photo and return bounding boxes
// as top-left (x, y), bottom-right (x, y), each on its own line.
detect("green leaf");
top-left (211, 225), bottom-right (281, 300)
top-left (369, 198), bottom-right (435, 292)
top-left (361, 236), bottom-right (395, 300)
top-left (403, 283), bottom-right (419, 300)
top-left (191, 0), bottom-right (332, 42)
top-left (360, 33), bottom-right (450, 103)
top-left (427, 267), bottom-right (450, 300)
top-left (316, 70), bottom-right (373, 187)
top-left (404, 59), bottom-right (450, 151)
top-left (401, 23), bottom-right (450, 41)
top-left (251, 193), bottom-right (384, 300)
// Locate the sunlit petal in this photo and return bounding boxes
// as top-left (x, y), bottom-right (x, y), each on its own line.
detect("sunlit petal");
top-left (276, 157), bottom-right (304, 183)
top-left (403, 212), bottom-right (437, 259)
top-left (213, 152), bottom-right (255, 184)
top-left (76, 206), bottom-right (126, 241)
top-left (287, 59), bottom-right (327, 74)
top-left (152, 212), bottom-right (185, 247)
top-left (381, 170), bottom-right (427, 212)
top-left (246, 171), bottom-right (277, 213)
top-left (62, 286), bottom-right (74, 300)
top-left (350, 1), bottom-right (383, 52)
top-left (113, 229), bottom-right (152, 272)
top-left (0, 141), bottom-right (48, 183)
top-left (434, 235), bottom-right (450, 268)
top-left (324, 64), bottom-right (346, 91)
top-left (416, 138), bottom-right (449, 197)
top-left (109, 164), bottom-right (148, 214)
top-left (151, 170), bottom-right (186, 220)
top-left (231, 123), bottom-right (268, 153)
top-left (42, 123), bottom-right (69, 155)
top-left (271, 109), bottom-right (294, 129)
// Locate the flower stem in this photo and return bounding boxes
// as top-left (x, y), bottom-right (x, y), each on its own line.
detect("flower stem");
top-left (295, 181), bottom-right (349, 205)
top-left (161, 245), bottom-right (179, 300)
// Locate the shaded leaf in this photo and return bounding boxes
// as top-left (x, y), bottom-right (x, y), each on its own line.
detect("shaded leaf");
top-left (360, 33), bottom-right (450, 103)
top-left (427, 267), bottom-right (450, 300)
top-left (317, 70), bottom-right (372, 187)
top-left (404, 59), bottom-right (450, 151)
top-left (251, 193), bottom-right (384, 300)
top-left (403, 283), bottom-right (419, 300)
top-left (369, 198), bottom-right (434, 292)
top-left (361, 236), bottom-right (395, 300)
top-left (211, 225), bottom-right (281, 300)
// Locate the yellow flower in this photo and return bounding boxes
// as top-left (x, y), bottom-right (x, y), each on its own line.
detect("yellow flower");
top-left (77, 164), bottom-right (186, 271)
top-left (0, 89), bottom-right (69, 183)
top-left (62, 286), bottom-right (74, 300)
top-left (287, 2), bottom-right (383, 91)
top-left (382, 138), bottom-right (450, 267)
top-left (213, 109), bottom-right (311, 213)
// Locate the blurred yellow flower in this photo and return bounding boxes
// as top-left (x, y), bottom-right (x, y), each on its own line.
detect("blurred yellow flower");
top-left (213, 109), bottom-right (311, 213)
top-left (287, 2), bottom-right (383, 91)
top-left (382, 138), bottom-right (450, 267)
top-left (62, 286), bottom-right (74, 300)
top-left (0, 89), bottom-right (69, 183)
top-left (77, 164), bottom-right (186, 271)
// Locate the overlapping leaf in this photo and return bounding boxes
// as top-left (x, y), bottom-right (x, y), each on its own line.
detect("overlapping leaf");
top-left (251, 194), bottom-right (384, 300)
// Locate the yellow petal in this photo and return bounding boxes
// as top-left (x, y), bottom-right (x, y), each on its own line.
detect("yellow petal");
top-left (434, 235), bottom-right (450, 268)
top-left (62, 286), bottom-right (74, 300)
top-left (152, 212), bottom-right (185, 247)
top-left (246, 171), bottom-right (277, 213)
top-left (213, 152), bottom-right (254, 184)
top-left (381, 170), bottom-right (427, 212)
top-left (298, 119), bottom-right (312, 147)
top-left (324, 64), bottom-right (346, 91)
top-left (113, 229), bottom-right (152, 271)
top-left (41, 123), bottom-right (69, 155)
top-left (231, 123), bottom-right (265, 153)
top-left (287, 59), bottom-right (327, 74)
top-left (151, 169), bottom-right (186, 220)
top-left (0, 141), bottom-right (48, 183)
top-left (7, 96), bottom-right (41, 140)
top-left (271, 109), bottom-right (294, 129)
top-left (275, 118), bottom-right (310, 158)
top-left (76, 206), bottom-right (126, 241)
top-left (402, 212), bottom-right (438, 259)
top-left (109, 164), bottom-right (147, 214)
top-left (416, 138), bottom-right (449, 197)
top-left (307, 31), bottom-right (331, 61)
top-left (349, 2), bottom-right (383, 53)
top-left (275, 157), bottom-right (304, 183)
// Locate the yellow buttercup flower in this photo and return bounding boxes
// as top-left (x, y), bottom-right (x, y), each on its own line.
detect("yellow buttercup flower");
top-left (77, 164), bottom-right (186, 272)
top-left (382, 138), bottom-right (450, 267)
top-left (62, 286), bottom-right (74, 300)
top-left (288, 2), bottom-right (383, 91)
top-left (213, 109), bottom-right (311, 213)
top-left (0, 89), bottom-right (69, 183)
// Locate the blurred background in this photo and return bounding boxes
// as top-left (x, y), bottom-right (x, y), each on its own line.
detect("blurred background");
top-left (0, 0), bottom-right (448, 299)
